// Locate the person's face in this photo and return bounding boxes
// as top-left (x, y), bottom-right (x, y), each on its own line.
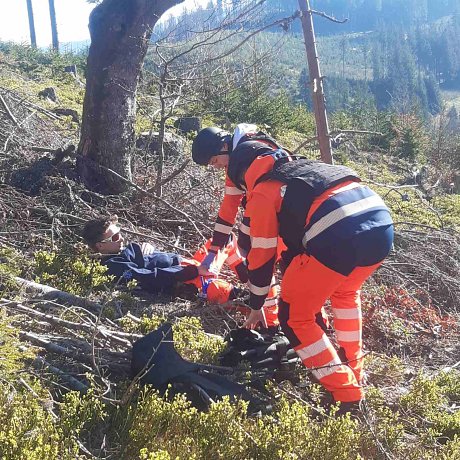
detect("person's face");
top-left (209, 154), bottom-right (229, 169)
top-left (94, 224), bottom-right (124, 254)
top-left (208, 143), bottom-right (230, 170)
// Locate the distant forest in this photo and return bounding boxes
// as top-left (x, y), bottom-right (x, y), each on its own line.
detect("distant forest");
top-left (154, 0), bottom-right (460, 115)
top-left (261, 0), bottom-right (460, 34)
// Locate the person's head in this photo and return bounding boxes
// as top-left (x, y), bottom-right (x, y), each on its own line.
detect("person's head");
top-left (82, 215), bottom-right (124, 254)
top-left (191, 127), bottom-right (232, 169)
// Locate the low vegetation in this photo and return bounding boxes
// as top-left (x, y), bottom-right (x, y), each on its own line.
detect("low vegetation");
top-left (0, 41), bottom-right (459, 459)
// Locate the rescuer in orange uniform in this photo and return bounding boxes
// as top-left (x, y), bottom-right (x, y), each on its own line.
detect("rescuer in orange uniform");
top-left (192, 124), bottom-right (284, 328)
top-left (227, 146), bottom-right (394, 410)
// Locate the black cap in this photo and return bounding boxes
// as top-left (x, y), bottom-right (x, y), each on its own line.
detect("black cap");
top-left (192, 127), bottom-right (231, 165)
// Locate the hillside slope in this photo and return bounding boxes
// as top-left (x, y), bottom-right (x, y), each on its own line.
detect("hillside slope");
top-left (0, 44), bottom-right (459, 460)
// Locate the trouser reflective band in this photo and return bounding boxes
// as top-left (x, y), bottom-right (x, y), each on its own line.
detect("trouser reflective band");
top-left (278, 254), bottom-right (379, 402)
top-left (330, 262), bottom-right (381, 383)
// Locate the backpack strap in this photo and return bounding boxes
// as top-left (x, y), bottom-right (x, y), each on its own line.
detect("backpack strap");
top-left (238, 131), bottom-right (281, 148)
top-left (253, 151), bottom-right (293, 187)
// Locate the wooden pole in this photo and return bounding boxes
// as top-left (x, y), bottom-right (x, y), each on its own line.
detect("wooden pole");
top-left (26, 0), bottom-right (37, 48)
top-left (48, 0), bottom-right (59, 52)
top-left (298, 0), bottom-right (333, 164)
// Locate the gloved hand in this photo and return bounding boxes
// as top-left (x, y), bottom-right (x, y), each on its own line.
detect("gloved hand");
top-left (243, 309), bottom-right (267, 330)
top-left (198, 251), bottom-right (218, 276)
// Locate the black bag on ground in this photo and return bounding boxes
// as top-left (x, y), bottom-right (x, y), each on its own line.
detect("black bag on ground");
top-left (219, 328), bottom-right (299, 369)
top-left (131, 323), bottom-right (254, 411)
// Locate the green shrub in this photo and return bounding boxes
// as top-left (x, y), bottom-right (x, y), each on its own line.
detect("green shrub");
top-left (59, 390), bottom-right (106, 441)
top-left (0, 41), bottom-right (87, 80)
top-left (173, 317), bottom-right (225, 363)
top-left (0, 383), bottom-right (62, 460)
top-left (400, 372), bottom-right (460, 442)
top-left (0, 317), bottom-right (105, 459)
top-left (34, 249), bottom-right (113, 296)
top-left (400, 373), bottom-right (446, 417)
top-left (0, 247), bottom-right (25, 297)
top-left (120, 315), bottom-right (226, 364)
top-left (127, 391), bottom-right (363, 460)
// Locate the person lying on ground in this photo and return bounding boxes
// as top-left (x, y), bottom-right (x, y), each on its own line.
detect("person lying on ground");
top-left (82, 215), bottom-right (199, 294)
top-left (82, 216), bottom-right (281, 328)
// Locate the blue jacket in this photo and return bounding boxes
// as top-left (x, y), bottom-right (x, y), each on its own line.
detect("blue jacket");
top-left (102, 243), bottom-right (187, 293)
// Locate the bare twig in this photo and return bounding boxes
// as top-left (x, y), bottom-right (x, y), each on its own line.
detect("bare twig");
top-left (0, 93), bottom-right (19, 126)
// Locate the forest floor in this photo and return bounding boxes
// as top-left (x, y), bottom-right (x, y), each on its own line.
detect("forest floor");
top-left (0, 47), bottom-right (459, 459)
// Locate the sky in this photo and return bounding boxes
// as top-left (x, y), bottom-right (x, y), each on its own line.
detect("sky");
top-left (0, 0), bottom-right (209, 48)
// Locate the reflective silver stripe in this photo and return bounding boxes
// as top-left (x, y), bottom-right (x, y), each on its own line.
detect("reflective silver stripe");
top-left (251, 236), bottom-right (278, 249)
top-left (225, 186), bottom-right (244, 196)
top-left (312, 357), bottom-right (344, 380)
top-left (239, 223), bottom-right (250, 235)
top-left (248, 282), bottom-right (270, 296)
top-left (296, 334), bottom-right (330, 360)
top-left (214, 223), bottom-right (233, 234)
top-left (302, 194), bottom-right (385, 246)
top-left (331, 182), bottom-right (362, 195)
top-left (226, 253), bottom-right (242, 265)
top-left (332, 307), bottom-right (361, 320)
top-left (140, 242), bottom-right (155, 255)
top-left (263, 298), bottom-right (278, 307)
top-left (335, 329), bottom-right (361, 342)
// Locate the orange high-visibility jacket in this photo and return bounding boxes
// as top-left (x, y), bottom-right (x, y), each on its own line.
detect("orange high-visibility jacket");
top-left (209, 123), bottom-right (289, 254)
top-left (209, 124), bottom-right (257, 252)
top-left (243, 155), bottom-right (392, 310)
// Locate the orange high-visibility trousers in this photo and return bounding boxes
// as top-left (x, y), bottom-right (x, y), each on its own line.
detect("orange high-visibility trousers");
top-left (278, 253), bottom-right (381, 402)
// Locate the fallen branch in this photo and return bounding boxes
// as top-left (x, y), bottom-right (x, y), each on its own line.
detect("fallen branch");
top-left (31, 356), bottom-right (89, 392)
top-left (14, 276), bottom-right (104, 315)
top-left (0, 93), bottom-right (19, 126)
top-left (7, 301), bottom-right (141, 344)
top-left (292, 135), bottom-right (318, 155)
top-left (95, 162), bottom-right (206, 239)
top-left (310, 9), bottom-right (348, 24)
top-left (157, 159), bottom-right (190, 189)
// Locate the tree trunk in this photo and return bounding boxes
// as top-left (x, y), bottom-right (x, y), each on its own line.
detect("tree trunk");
top-left (298, 0), bottom-right (333, 164)
top-left (48, 0), bottom-right (59, 52)
top-left (26, 0), bottom-right (37, 48)
top-left (77, 0), bottom-right (183, 194)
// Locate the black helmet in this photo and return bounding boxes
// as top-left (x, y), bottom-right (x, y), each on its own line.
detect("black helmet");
top-left (192, 127), bottom-right (231, 165)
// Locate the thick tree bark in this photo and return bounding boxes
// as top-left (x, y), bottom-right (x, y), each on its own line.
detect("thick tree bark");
top-left (26, 0), bottom-right (37, 48)
top-left (48, 0), bottom-right (59, 52)
top-left (77, 0), bottom-right (183, 194)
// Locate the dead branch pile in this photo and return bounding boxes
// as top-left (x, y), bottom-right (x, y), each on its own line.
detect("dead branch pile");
top-left (0, 297), bottom-right (133, 393)
top-left (380, 224), bottom-right (460, 313)
top-left (0, 86), bottom-right (74, 169)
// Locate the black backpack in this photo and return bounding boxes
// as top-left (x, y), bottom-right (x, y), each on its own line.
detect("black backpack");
top-left (237, 131), bottom-right (285, 148)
